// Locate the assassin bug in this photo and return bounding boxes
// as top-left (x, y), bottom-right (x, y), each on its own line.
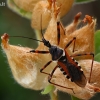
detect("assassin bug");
top-left (28, 21), bottom-right (94, 93)
top-left (10, 20), bottom-right (94, 94)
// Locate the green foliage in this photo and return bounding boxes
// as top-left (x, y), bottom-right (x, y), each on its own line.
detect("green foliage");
top-left (7, 0), bottom-right (32, 19)
top-left (95, 53), bottom-right (100, 62)
top-left (41, 85), bottom-right (54, 95)
top-left (95, 30), bottom-right (100, 61)
top-left (71, 96), bottom-right (80, 100)
top-left (95, 30), bottom-right (100, 55)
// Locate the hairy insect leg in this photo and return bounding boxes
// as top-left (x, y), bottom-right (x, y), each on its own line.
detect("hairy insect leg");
top-left (64, 37), bottom-right (76, 53)
top-left (40, 61), bottom-right (52, 75)
top-left (48, 65), bottom-right (75, 94)
top-left (70, 53), bottom-right (94, 83)
top-left (29, 50), bottom-right (49, 54)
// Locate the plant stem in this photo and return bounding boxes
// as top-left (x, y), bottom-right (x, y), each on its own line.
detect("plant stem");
top-left (71, 95), bottom-right (80, 100)
top-left (49, 89), bottom-right (58, 100)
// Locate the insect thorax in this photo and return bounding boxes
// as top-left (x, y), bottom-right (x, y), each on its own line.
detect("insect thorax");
top-left (49, 45), bottom-right (63, 61)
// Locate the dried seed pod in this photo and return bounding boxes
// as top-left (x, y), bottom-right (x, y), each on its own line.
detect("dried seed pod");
top-left (13, 0), bottom-right (74, 14)
top-left (63, 15), bottom-right (96, 58)
top-left (31, 0), bottom-right (51, 30)
top-left (57, 0), bottom-right (74, 17)
top-left (1, 33), bottom-right (51, 90)
top-left (31, 0), bottom-right (74, 29)
top-left (53, 60), bottom-right (100, 100)
top-left (65, 12), bottom-right (82, 35)
top-left (8, 0), bottom-right (74, 29)
top-left (42, 12), bottom-right (95, 56)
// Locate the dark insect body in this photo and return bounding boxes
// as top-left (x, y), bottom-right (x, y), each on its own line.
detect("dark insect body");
top-left (10, 21), bottom-right (94, 93)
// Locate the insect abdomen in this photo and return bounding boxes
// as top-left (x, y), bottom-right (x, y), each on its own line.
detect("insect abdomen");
top-left (58, 56), bottom-right (87, 87)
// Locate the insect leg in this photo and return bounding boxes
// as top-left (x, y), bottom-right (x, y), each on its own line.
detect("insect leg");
top-left (29, 50), bottom-right (49, 54)
top-left (48, 65), bottom-right (75, 94)
top-left (59, 22), bottom-right (65, 35)
top-left (70, 53), bottom-right (94, 83)
top-left (64, 37), bottom-right (76, 53)
top-left (57, 21), bottom-right (65, 45)
top-left (40, 61), bottom-right (52, 76)
top-left (57, 21), bottom-right (60, 45)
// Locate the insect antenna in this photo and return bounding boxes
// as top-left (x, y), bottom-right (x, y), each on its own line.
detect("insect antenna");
top-left (9, 35), bottom-right (43, 42)
top-left (39, 14), bottom-right (51, 48)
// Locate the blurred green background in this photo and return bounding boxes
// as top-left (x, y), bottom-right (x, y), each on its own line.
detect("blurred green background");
top-left (0, 0), bottom-right (100, 100)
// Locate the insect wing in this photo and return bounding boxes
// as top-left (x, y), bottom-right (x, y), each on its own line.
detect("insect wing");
top-left (74, 73), bottom-right (87, 87)
top-left (64, 51), bottom-right (87, 87)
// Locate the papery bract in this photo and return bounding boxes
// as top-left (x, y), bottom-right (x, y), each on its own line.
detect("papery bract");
top-left (8, 0), bottom-right (74, 29)
top-left (31, 0), bottom-right (74, 29)
top-left (1, 33), bottom-right (50, 90)
top-left (1, 1), bottom-right (99, 99)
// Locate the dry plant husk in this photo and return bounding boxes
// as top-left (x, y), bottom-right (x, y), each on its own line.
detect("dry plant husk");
top-left (1, 33), bottom-right (49, 90)
top-left (9, 0), bottom-right (74, 29)
top-left (1, 1), bottom-right (100, 99)
top-left (64, 15), bottom-right (95, 59)
top-left (31, 0), bottom-right (74, 29)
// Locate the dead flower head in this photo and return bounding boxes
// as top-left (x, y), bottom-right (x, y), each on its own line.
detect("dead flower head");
top-left (31, 0), bottom-right (74, 29)
top-left (1, 1), bottom-right (100, 100)
top-left (7, 0), bottom-right (74, 29)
